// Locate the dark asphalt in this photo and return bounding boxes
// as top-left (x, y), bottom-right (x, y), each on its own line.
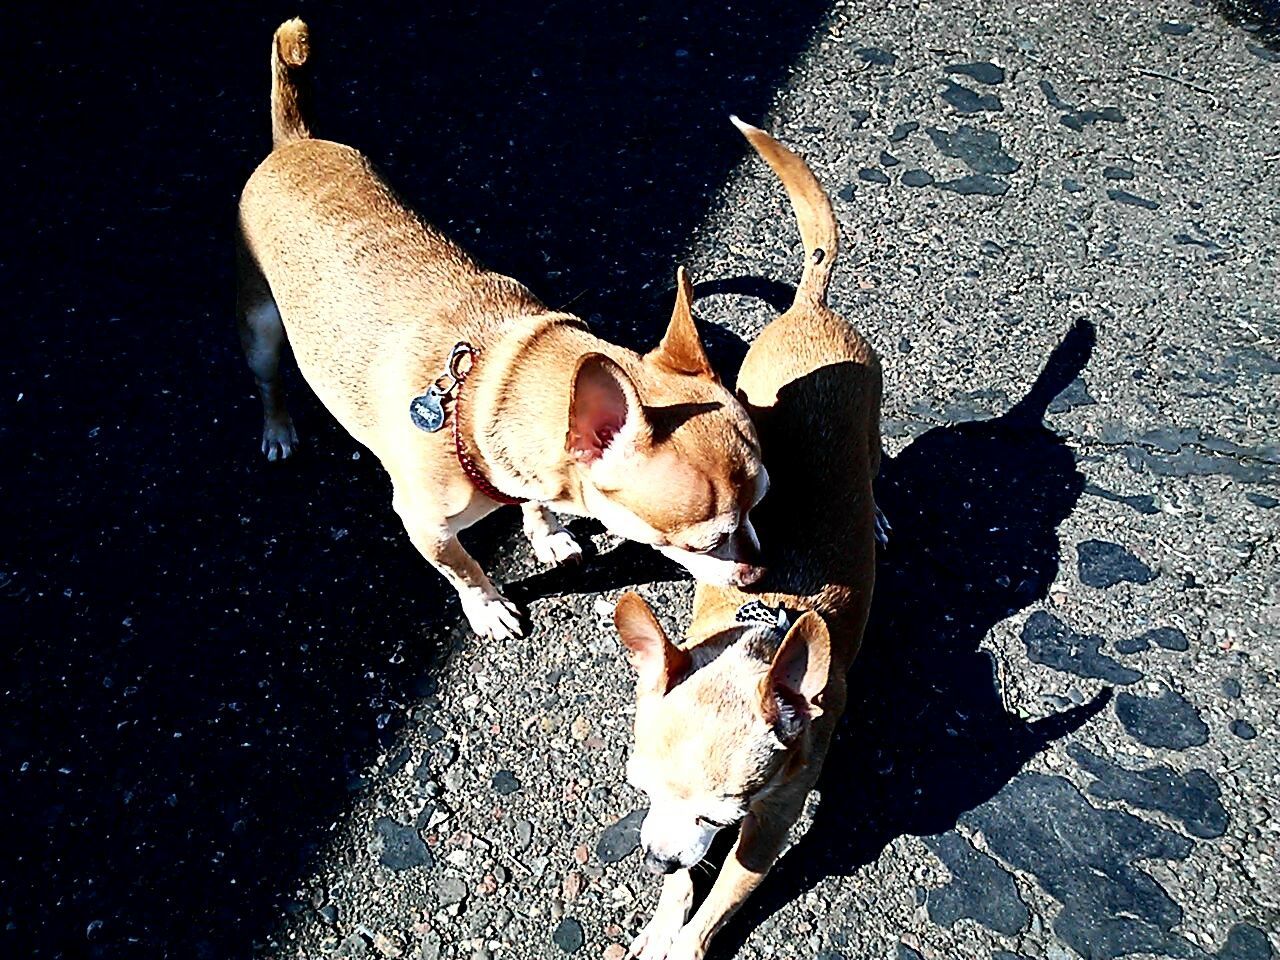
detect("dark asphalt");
top-left (2, 3), bottom-right (1278, 960)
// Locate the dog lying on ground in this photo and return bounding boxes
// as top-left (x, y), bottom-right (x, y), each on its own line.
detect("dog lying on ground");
top-left (613, 117), bottom-right (883, 960)
top-left (237, 20), bottom-right (768, 639)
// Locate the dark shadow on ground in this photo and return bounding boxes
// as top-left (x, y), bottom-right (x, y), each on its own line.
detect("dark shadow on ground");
top-left (0, 2), bottom-right (831, 957)
top-left (708, 317), bottom-right (1107, 957)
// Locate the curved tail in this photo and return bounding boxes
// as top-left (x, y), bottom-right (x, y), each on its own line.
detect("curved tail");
top-left (271, 18), bottom-right (312, 148)
top-left (731, 116), bottom-right (837, 309)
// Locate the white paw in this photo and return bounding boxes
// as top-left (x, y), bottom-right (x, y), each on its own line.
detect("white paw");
top-left (628, 913), bottom-right (686, 960)
top-left (460, 592), bottom-right (524, 640)
top-left (662, 928), bottom-right (706, 960)
top-left (874, 502), bottom-right (892, 546)
top-left (531, 529), bottom-right (584, 567)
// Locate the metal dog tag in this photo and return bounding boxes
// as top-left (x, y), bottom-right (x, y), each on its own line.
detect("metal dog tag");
top-left (409, 386), bottom-right (446, 433)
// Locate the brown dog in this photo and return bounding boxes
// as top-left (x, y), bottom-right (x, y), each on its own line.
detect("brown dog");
top-left (612, 117), bottom-right (883, 960)
top-left (237, 20), bottom-right (768, 639)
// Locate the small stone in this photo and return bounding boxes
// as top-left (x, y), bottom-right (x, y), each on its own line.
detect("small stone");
top-left (858, 168), bottom-right (890, 185)
top-left (855, 47), bottom-right (897, 66)
top-left (1063, 178), bottom-right (1084, 193)
top-left (477, 874), bottom-right (499, 896)
top-left (597, 809), bottom-right (646, 863)
top-left (574, 844), bottom-right (590, 865)
top-left (1230, 719), bottom-right (1257, 740)
top-left (1116, 684), bottom-right (1208, 750)
top-left (1077, 540), bottom-right (1156, 589)
top-left (492, 770), bottom-right (521, 795)
top-left (1158, 22), bottom-right (1193, 36)
top-left (375, 817), bottom-right (433, 871)
top-left (563, 871), bottom-right (584, 902)
top-left (1106, 189), bottom-right (1159, 210)
top-left (603, 945), bottom-right (627, 960)
top-left (889, 121), bottom-right (919, 142)
top-left (940, 81), bottom-right (1003, 114)
top-left (1103, 166), bottom-right (1135, 180)
top-left (435, 875), bottom-right (469, 907)
top-left (514, 820), bottom-right (534, 849)
top-left (936, 175), bottom-right (1008, 196)
top-left (901, 169), bottom-right (934, 188)
top-left (880, 150), bottom-right (900, 166)
top-left (319, 904), bottom-right (339, 925)
top-left (552, 917), bottom-right (585, 953)
top-left (1222, 678), bottom-right (1242, 699)
top-left (571, 716), bottom-right (591, 741)
top-left (945, 62), bottom-right (1005, 85)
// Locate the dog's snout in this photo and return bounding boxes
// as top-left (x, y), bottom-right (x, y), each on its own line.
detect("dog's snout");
top-left (643, 849), bottom-right (681, 876)
top-left (731, 524), bottom-right (763, 566)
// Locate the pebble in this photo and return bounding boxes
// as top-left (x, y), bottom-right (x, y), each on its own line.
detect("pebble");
top-left (514, 820), bottom-right (534, 849)
top-left (435, 876), bottom-right (469, 907)
top-left (492, 770), bottom-right (521, 795)
top-left (571, 716), bottom-right (592, 741)
top-left (1230, 719), bottom-right (1257, 740)
top-left (603, 945), bottom-right (626, 960)
top-left (563, 870), bottom-right (584, 901)
top-left (597, 809), bottom-right (646, 863)
top-left (553, 917), bottom-right (586, 953)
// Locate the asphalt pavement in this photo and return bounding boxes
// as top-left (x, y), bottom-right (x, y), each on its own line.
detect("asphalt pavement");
top-left (2, 2), bottom-right (1277, 959)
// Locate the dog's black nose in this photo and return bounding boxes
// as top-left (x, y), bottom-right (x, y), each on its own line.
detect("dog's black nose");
top-left (643, 850), bottom-right (680, 875)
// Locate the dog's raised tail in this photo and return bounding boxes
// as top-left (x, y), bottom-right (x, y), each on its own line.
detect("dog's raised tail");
top-left (731, 116), bottom-right (837, 308)
top-left (270, 18), bottom-right (312, 148)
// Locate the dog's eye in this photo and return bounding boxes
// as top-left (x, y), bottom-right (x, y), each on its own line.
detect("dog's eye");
top-left (696, 815), bottom-right (730, 829)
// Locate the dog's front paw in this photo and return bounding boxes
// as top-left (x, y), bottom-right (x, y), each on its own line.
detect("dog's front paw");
top-left (261, 415), bottom-right (299, 462)
top-left (628, 913), bottom-right (686, 960)
top-left (530, 529), bottom-right (584, 567)
top-left (662, 928), bottom-right (707, 960)
top-left (460, 592), bottom-right (524, 641)
top-left (874, 502), bottom-right (892, 546)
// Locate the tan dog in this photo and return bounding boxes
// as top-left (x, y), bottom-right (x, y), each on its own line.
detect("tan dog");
top-left (612, 118), bottom-right (883, 960)
top-left (237, 21), bottom-right (768, 639)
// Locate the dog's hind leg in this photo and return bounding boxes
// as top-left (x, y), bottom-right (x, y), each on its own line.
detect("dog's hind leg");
top-left (237, 238), bottom-right (298, 461)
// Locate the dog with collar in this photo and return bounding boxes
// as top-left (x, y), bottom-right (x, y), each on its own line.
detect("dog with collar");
top-left (237, 20), bottom-right (767, 639)
top-left (613, 117), bottom-right (883, 960)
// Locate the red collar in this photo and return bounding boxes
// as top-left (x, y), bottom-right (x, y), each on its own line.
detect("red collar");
top-left (450, 352), bottom-right (528, 507)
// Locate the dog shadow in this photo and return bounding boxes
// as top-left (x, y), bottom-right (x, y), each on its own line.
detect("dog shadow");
top-left (704, 315), bottom-right (1107, 956)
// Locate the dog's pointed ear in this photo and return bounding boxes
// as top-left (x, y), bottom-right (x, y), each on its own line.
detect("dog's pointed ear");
top-left (568, 354), bottom-right (648, 464)
top-left (759, 612), bottom-right (831, 733)
top-left (648, 266), bottom-right (716, 379)
top-left (614, 591), bottom-right (692, 696)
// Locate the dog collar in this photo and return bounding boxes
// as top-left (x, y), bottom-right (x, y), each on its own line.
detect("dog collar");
top-left (409, 342), bottom-right (528, 507)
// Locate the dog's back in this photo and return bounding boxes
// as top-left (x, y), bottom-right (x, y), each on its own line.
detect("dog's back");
top-left (690, 122), bottom-right (881, 670)
top-left (237, 21), bottom-right (542, 438)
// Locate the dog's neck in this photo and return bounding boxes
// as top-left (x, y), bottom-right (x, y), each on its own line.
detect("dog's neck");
top-left (468, 315), bottom-right (620, 506)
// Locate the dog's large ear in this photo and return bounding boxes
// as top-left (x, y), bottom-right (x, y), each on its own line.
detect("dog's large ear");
top-left (614, 591), bottom-right (692, 696)
top-left (759, 612), bottom-right (831, 734)
top-left (568, 354), bottom-right (648, 464)
top-left (647, 266), bottom-right (716, 379)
